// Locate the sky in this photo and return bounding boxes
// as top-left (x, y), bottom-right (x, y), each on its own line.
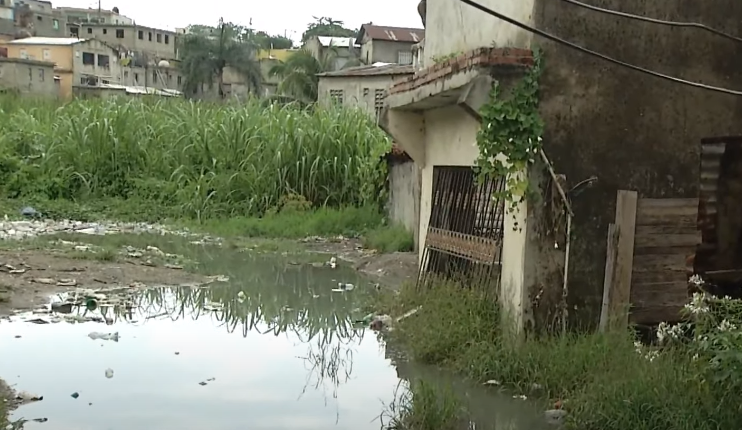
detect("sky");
top-left (59, 0), bottom-right (424, 43)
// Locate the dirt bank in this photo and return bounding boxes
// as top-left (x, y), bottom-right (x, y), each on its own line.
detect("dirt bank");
top-left (302, 237), bottom-right (418, 288)
top-left (0, 250), bottom-right (206, 317)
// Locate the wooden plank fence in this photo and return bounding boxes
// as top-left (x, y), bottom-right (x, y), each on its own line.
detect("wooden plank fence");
top-left (600, 192), bottom-right (700, 329)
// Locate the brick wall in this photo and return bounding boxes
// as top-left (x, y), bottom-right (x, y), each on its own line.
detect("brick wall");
top-left (389, 47), bottom-right (533, 94)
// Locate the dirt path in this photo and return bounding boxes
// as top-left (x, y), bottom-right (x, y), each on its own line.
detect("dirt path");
top-left (0, 250), bottom-right (206, 317)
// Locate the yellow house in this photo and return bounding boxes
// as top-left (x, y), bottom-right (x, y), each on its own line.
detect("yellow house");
top-left (1, 37), bottom-right (123, 99)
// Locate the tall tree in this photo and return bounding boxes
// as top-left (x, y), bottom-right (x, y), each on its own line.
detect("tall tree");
top-left (268, 48), bottom-right (337, 102)
top-left (251, 30), bottom-right (294, 49)
top-left (301, 16), bottom-right (357, 43)
top-left (179, 19), bottom-right (262, 99)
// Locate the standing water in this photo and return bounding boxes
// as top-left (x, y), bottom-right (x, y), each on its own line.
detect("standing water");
top-left (0, 234), bottom-right (550, 429)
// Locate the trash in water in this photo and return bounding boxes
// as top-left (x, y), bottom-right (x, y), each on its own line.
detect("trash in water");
top-left (484, 380), bottom-right (501, 386)
top-left (27, 318), bottom-right (50, 325)
top-left (56, 279), bottom-right (77, 287)
top-left (332, 282), bottom-right (354, 292)
top-left (105, 368), bottom-right (114, 379)
top-left (88, 332), bottom-right (119, 342)
top-left (31, 278), bottom-right (55, 285)
top-left (70, 392), bottom-right (79, 399)
top-left (50, 302), bottom-right (73, 314)
top-left (198, 377), bottom-right (215, 386)
top-left (237, 291), bottom-right (246, 303)
top-left (15, 391), bottom-right (43, 402)
top-left (328, 256), bottom-right (337, 269)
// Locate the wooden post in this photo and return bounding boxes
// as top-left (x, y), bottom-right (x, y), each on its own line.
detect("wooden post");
top-left (599, 223), bottom-right (618, 332)
top-left (605, 190), bottom-right (638, 330)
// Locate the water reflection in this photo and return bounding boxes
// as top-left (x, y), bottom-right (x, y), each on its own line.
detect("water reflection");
top-left (0, 234), bottom-right (396, 430)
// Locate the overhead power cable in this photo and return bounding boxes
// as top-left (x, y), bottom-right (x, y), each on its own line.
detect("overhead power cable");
top-left (457, 0), bottom-right (742, 97)
top-left (558, 0), bottom-right (742, 44)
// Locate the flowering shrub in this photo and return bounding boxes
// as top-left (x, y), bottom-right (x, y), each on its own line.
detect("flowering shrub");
top-left (655, 275), bottom-right (742, 394)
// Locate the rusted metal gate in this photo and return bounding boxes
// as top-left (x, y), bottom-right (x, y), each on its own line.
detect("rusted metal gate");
top-left (418, 166), bottom-right (505, 290)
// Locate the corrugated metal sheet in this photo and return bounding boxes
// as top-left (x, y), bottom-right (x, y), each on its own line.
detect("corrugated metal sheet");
top-left (697, 136), bottom-right (742, 271)
top-left (356, 25), bottom-right (424, 44)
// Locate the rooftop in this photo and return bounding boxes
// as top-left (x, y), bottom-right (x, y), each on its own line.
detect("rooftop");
top-left (0, 57), bottom-right (55, 66)
top-left (4, 37), bottom-right (86, 45)
top-left (318, 62), bottom-right (413, 77)
top-left (356, 24), bottom-right (424, 45)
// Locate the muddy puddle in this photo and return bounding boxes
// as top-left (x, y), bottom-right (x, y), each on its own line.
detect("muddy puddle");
top-left (0, 233), bottom-right (550, 429)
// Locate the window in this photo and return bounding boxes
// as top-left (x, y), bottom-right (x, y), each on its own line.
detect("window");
top-left (166, 73), bottom-right (171, 82)
top-left (115, 29), bottom-right (124, 38)
top-left (28, 67), bottom-right (32, 81)
top-left (164, 35), bottom-right (169, 44)
top-left (87, 27), bottom-right (92, 34)
top-left (124, 70), bottom-right (129, 79)
top-left (374, 89), bottom-right (385, 120)
top-left (156, 33), bottom-right (162, 43)
top-left (70, 27), bottom-right (79, 36)
top-left (53, 19), bottom-right (59, 30)
top-left (134, 72), bottom-right (139, 83)
top-left (398, 50), bottom-right (413, 65)
top-left (82, 52), bottom-right (94, 65)
top-left (80, 77), bottom-right (86, 84)
top-left (363, 88), bottom-right (369, 97)
top-left (148, 32), bottom-right (152, 41)
top-left (36, 15), bottom-right (41, 21)
top-left (38, 68), bottom-right (44, 82)
top-left (97, 54), bottom-right (110, 68)
top-left (102, 28), bottom-right (107, 34)
top-left (152, 70), bottom-right (157, 81)
top-left (329, 89), bottom-right (344, 105)
top-left (177, 76), bottom-right (182, 85)
top-left (42, 49), bottom-right (51, 60)
top-left (138, 30), bottom-right (143, 39)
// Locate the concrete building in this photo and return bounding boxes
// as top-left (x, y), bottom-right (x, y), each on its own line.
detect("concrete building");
top-left (55, 6), bottom-right (133, 25)
top-left (67, 22), bottom-right (178, 60)
top-left (2, 36), bottom-right (122, 99)
top-left (0, 56), bottom-right (55, 95)
top-left (10, 0), bottom-right (67, 38)
top-left (303, 36), bottom-right (357, 71)
top-left (382, 0), bottom-right (742, 333)
top-left (356, 24), bottom-right (424, 65)
top-left (318, 63), bottom-right (421, 249)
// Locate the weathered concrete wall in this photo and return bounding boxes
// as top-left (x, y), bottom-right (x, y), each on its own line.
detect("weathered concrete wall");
top-left (318, 74), bottom-right (402, 117)
top-left (71, 24), bottom-right (178, 60)
top-left (534, 0), bottom-right (742, 327)
top-left (369, 40), bottom-right (416, 64)
top-left (388, 160), bottom-right (421, 251)
top-left (0, 57), bottom-right (55, 95)
top-left (424, 0), bottom-right (535, 64)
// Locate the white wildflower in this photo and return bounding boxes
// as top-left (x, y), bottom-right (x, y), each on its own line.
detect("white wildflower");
top-left (657, 321), bottom-right (684, 344)
top-left (718, 319), bottom-right (737, 332)
top-left (684, 292), bottom-right (709, 314)
top-left (688, 274), bottom-right (705, 287)
top-left (692, 353), bottom-right (699, 361)
top-left (644, 350), bottom-right (660, 362)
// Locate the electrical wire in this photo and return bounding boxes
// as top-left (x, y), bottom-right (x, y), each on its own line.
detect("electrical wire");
top-left (458, 0), bottom-right (742, 96)
top-left (558, 0), bottom-right (742, 44)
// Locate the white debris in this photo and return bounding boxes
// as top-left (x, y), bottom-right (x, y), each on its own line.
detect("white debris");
top-left (104, 368), bottom-right (114, 379)
top-left (88, 331), bottom-right (120, 342)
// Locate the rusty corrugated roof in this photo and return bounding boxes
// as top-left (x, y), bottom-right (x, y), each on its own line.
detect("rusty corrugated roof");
top-left (317, 63), bottom-right (413, 77)
top-left (356, 24), bottom-right (424, 45)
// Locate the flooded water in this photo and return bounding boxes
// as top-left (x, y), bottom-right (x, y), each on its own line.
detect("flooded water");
top-left (0, 234), bottom-right (549, 430)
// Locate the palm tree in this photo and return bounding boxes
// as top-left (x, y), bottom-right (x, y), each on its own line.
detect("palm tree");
top-left (178, 18), bottom-right (262, 99)
top-left (268, 48), bottom-right (338, 102)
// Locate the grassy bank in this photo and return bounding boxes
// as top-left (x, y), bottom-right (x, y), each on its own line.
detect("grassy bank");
top-left (375, 280), bottom-right (742, 430)
top-left (0, 96), bottom-right (414, 251)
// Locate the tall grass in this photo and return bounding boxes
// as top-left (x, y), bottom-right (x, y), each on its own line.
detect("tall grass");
top-left (0, 96), bottom-right (390, 219)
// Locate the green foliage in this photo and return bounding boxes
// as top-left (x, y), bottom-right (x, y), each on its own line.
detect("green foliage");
top-left (363, 224), bottom-right (414, 253)
top-left (0, 96), bottom-right (391, 221)
top-left (476, 49), bottom-right (544, 217)
top-left (268, 48), bottom-right (335, 102)
top-left (375, 280), bottom-right (742, 430)
top-left (301, 16), bottom-right (357, 43)
top-left (250, 30), bottom-right (293, 50)
top-left (381, 380), bottom-right (467, 430)
top-left (179, 19), bottom-right (262, 98)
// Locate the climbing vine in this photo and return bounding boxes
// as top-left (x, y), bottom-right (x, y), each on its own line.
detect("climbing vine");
top-left (476, 48), bottom-right (544, 226)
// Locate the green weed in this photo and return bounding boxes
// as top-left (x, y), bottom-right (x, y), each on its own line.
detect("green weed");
top-left (363, 223), bottom-right (414, 253)
top-left (376, 281), bottom-right (742, 430)
top-left (381, 380), bottom-right (468, 430)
